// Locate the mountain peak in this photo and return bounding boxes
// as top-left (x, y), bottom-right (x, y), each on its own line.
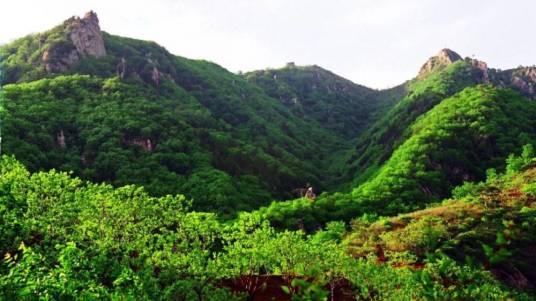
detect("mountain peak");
top-left (82, 10), bottom-right (100, 25)
top-left (42, 11), bottom-right (106, 73)
top-left (437, 48), bottom-right (462, 61)
top-left (418, 48), bottom-right (462, 77)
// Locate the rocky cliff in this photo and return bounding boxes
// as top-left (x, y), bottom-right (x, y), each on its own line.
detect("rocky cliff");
top-left (42, 11), bottom-right (106, 73)
top-left (418, 48), bottom-right (462, 77)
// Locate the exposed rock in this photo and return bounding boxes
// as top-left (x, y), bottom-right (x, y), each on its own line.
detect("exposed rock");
top-left (116, 57), bottom-right (127, 79)
top-left (151, 67), bottom-right (161, 86)
top-left (70, 11), bottom-right (106, 58)
top-left (492, 66), bottom-right (536, 100)
top-left (125, 137), bottom-right (154, 152)
top-left (469, 58), bottom-right (489, 83)
top-left (145, 56), bottom-right (164, 85)
top-left (43, 48), bottom-right (80, 73)
top-left (418, 48), bottom-right (462, 77)
top-left (56, 130), bottom-right (66, 148)
top-left (42, 11), bottom-right (106, 73)
top-left (512, 67), bottom-right (536, 97)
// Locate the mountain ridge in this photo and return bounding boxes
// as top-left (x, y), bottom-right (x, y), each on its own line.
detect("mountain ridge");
top-left (2, 10), bottom-right (536, 299)
top-left (1, 11), bottom-right (536, 214)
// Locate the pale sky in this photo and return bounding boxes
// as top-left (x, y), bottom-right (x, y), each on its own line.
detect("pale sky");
top-left (1, 0), bottom-right (535, 89)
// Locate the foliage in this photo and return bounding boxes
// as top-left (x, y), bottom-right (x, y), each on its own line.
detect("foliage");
top-left (2, 14), bottom-right (536, 300)
top-left (244, 64), bottom-right (387, 139)
top-left (0, 72), bottom-right (338, 214)
top-left (1, 155), bottom-right (532, 299)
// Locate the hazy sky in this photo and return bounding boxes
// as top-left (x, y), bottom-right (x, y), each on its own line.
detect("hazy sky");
top-left (1, 0), bottom-right (534, 88)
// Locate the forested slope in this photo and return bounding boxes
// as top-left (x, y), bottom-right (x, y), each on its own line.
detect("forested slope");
top-left (260, 86), bottom-right (536, 229)
top-left (244, 64), bottom-right (385, 139)
top-left (2, 11), bottom-right (536, 299)
top-left (0, 13), bottom-right (379, 213)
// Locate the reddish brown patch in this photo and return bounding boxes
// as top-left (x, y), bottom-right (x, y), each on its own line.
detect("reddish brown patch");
top-left (222, 275), bottom-right (355, 300)
top-left (375, 245), bottom-right (387, 263)
top-left (392, 262), bottom-right (426, 270)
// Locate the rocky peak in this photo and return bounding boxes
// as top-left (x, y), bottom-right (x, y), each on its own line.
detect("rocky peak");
top-left (42, 11), bottom-right (106, 73)
top-left (508, 67), bottom-right (536, 99)
top-left (70, 11), bottom-right (106, 57)
top-left (469, 58), bottom-right (490, 83)
top-left (418, 48), bottom-right (462, 77)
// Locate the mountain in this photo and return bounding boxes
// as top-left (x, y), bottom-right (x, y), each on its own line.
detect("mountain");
top-left (0, 12), bottom-right (364, 214)
top-left (244, 63), bottom-right (392, 139)
top-left (2, 11), bottom-right (536, 300)
top-left (256, 51), bottom-right (536, 231)
top-left (2, 12), bottom-right (536, 218)
top-left (344, 49), bottom-right (536, 188)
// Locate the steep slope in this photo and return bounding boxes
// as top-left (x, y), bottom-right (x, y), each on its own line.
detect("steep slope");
top-left (0, 12), bottom-right (345, 213)
top-left (244, 64), bottom-right (389, 139)
top-left (491, 66), bottom-right (536, 100)
top-left (343, 51), bottom-right (488, 188)
top-left (345, 150), bottom-right (536, 291)
top-left (343, 49), bottom-right (536, 190)
top-left (353, 86), bottom-right (536, 212)
top-left (0, 11), bottom-right (107, 83)
top-left (259, 86), bottom-right (536, 230)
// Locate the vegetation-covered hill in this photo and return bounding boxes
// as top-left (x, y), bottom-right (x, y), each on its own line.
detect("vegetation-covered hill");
top-left (345, 145), bottom-right (536, 293)
top-left (0, 12), bottom-right (375, 214)
top-left (342, 60), bottom-right (486, 187)
top-left (259, 85), bottom-right (536, 230)
top-left (244, 64), bottom-right (392, 139)
top-left (2, 11), bottom-right (536, 299)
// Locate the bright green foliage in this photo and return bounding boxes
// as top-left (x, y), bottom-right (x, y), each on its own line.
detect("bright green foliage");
top-left (1, 155), bottom-right (530, 299)
top-left (257, 86), bottom-right (536, 230)
top-left (353, 86), bottom-right (536, 212)
top-left (344, 151), bottom-right (536, 298)
top-left (0, 18), bottom-right (72, 83)
top-left (2, 13), bottom-right (536, 300)
top-left (0, 71), bottom-right (340, 214)
top-left (343, 61), bottom-right (484, 187)
top-left (1, 25), bottom-right (370, 214)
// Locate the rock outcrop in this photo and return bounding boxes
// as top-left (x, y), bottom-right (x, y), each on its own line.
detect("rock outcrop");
top-left (469, 58), bottom-right (490, 83)
top-left (42, 11), bottom-right (106, 73)
top-left (125, 137), bottom-right (154, 152)
top-left (418, 48), bottom-right (462, 77)
top-left (56, 130), bottom-right (66, 148)
top-left (509, 67), bottom-right (536, 99)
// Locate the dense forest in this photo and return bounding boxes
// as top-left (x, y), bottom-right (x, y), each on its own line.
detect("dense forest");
top-left (1, 11), bottom-right (536, 300)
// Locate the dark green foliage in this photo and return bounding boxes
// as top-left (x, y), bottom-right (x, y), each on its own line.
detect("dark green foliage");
top-left (1, 27), bottom-right (371, 214)
top-left (2, 13), bottom-right (536, 299)
top-left (244, 64), bottom-right (383, 139)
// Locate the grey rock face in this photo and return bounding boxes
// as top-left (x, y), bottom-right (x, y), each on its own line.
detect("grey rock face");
top-left (42, 11), bottom-right (106, 73)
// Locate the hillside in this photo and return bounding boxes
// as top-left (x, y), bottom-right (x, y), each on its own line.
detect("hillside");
top-left (244, 64), bottom-right (390, 139)
top-left (2, 10), bottom-right (536, 299)
top-left (259, 85), bottom-right (536, 230)
top-left (345, 147), bottom-right (536, 292)
top-left (0, 12), bottom-right (367, 214)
